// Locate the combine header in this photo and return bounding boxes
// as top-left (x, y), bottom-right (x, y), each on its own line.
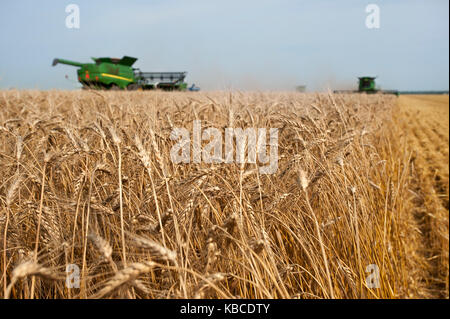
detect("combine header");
top-left (334, 77), bottom-right (448, 96)
top-left (52, 56), bottom-right (198, 91)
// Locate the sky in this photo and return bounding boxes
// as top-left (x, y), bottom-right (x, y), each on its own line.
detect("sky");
top-left (0, 0), bottom-right (448, 91)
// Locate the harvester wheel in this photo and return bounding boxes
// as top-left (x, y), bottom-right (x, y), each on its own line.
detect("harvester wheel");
top-left (127, 83), bottom-right (140, 91)
top-left (110, 84), bottom-right (120, 91)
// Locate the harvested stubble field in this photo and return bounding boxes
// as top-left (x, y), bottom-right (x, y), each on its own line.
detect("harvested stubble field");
top-left (0, 90), bottom-right (447, 299)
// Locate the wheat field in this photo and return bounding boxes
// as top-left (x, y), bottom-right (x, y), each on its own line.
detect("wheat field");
top-left (0, 90), bottom-right (448, 299)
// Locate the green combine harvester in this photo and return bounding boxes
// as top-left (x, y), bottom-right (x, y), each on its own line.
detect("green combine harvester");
top-left (334, 77), bottom-right (448, 96)
top-left (334, 77), bottom-right (399, 95)
top-left (357, 76), bottom-right (377, 93)
top-left (52, 56), bottom-right (200, 91)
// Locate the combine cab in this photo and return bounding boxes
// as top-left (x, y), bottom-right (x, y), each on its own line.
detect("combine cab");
top-left (52, 56), bottom-right (195, 91)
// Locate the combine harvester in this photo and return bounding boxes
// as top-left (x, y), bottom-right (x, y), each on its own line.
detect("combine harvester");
top-left (52, 56), bottom-right (200, 91)
top-left (334, 76), bottom-right (448, 96)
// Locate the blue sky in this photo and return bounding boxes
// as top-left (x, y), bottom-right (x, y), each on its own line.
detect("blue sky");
top-left (0, 0), bottom-right (448, 91)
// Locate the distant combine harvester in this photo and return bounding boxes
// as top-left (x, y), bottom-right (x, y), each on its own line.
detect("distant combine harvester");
top-left (334, 77), bottom-right (449, 96)
top-left (295, 85), bottom-right (306, 93)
